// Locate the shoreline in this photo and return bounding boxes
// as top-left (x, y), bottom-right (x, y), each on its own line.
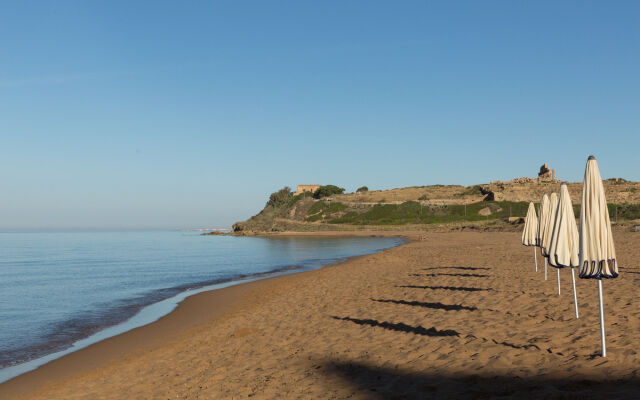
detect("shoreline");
top-left (0, 231), bottom-right (411, 399)
top-left (3, 230), bottom-right (638, 398)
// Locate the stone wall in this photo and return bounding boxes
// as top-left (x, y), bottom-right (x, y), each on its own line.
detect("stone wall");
top-left (295, 185), bottom-right (321, 195)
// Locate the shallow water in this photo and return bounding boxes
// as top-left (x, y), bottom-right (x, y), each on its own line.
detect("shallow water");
top-left (0, 230), bottom-right (402, 375)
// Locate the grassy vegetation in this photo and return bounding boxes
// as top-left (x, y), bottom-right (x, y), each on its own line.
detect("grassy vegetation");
top-left (293, 191), bottom-right (314, 201)
top-left (453, 185), bottom-right (484, 197)
top-left (606, 178), bottom-right (629, 184)
top-left (305, 201), bottom-right (347, 222)
top-left (235, 182), bottom-right (640, 233)
top-left (569, 203), bottom-right (640, 221)
top-left (306, 213), bottom-right (324, 222)
top-left (328, 201), bottom-right (530, 225)
top-left (608, 203), bottom-right (640, 221)
top-left (307, 201), bottom-right (327, 214)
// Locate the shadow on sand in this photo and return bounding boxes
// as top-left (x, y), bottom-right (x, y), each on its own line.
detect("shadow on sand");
top-left (331, 316), bottom-right (459, 337)
top-left (410, 273), bottom-right (490, 278)
top-left (321, 361), bottom-right (640, 399)
top-left (371, 298), bottom-right (477, 311)
top-left (422, 266), bottom-right (491, 271)
top-left (397, 285), bottom-right (492, 292)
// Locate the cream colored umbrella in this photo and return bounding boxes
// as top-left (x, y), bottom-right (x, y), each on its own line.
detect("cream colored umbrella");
top-left (541, 192), bottom-right (558, 280)
top-left (579, 156), bottom-right (618, 357)
top-left (548, 183), bottom-right (580, 317)
top-left (537, 194), bottom-right (550, 279)
top-left (522, 202), bottom-right (539, 271)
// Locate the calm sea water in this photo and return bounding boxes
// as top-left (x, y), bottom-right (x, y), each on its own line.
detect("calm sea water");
top-left (0, 230), bottom-right (402, 376)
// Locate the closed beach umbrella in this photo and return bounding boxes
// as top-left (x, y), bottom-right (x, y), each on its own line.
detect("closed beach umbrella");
top-left (548, 183), bottom-right (580, 317)
top-left (537, 194), bottom-right (550, 280)
top-left (579, 156), bottom-right (618, 357)
top-left (522, 202), bottom-right (539, 271)
top-left (542, 192), bottom-right (558, 280)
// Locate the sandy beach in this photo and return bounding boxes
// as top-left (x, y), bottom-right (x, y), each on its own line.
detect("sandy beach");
top-left (2, 230), bottom-right (639, 399)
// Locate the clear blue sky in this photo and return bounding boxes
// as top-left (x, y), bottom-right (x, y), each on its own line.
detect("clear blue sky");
top-left (1, 1), bottom-right (638, 229)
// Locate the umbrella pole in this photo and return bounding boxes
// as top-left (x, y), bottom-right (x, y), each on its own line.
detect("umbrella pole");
top-left (544, 258), bottom-right (547, 280)
top-left (534, 248), bottom-right (538, 272)
top-left (556, 268), bottom-right (561, 295)
top-left (571, 268), bottom-right (579, 318)
top-left (598, 279), bottom-right (606, 357)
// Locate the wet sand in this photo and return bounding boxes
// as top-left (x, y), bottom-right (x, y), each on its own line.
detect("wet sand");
top-left (1, 231), bottom-right (639, 399)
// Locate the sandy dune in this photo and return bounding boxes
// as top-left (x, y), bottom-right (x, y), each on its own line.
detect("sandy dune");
top-left (2, 231), bottom-right (639, 399)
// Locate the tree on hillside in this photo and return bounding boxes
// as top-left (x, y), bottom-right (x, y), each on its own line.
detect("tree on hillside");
top-left (267, 187), bottom-right (293, 207)
top-left (313, 185), bottom-right (345, 199)
top-left (356, 186), bottom-right (369, 193)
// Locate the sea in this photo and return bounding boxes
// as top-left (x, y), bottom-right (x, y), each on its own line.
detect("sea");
top-left (0, 230), bottom-right (403, 382)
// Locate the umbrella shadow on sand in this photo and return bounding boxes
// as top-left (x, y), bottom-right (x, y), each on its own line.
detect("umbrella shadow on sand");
top-left (330, 316), bottom-right (460, 337)
top-left (370, 298), bottom-right (478, 311)
top-left (396, 285), bottom-right (492, 292)
top-left (422, 266), bottom-right (491, 271)
top-left (320, 361), bottom-right (640, 399)
top-left (410, 273), bottom-right (490, 278)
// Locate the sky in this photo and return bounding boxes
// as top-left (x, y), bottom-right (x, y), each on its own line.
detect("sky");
top-left (1, 1), bottom-right (639, 229)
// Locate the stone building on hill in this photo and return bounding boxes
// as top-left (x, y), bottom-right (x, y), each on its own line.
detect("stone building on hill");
top-left (295, 184), bottom-right (321, 195)
top-left (538, 163), bottom-right (557, 181)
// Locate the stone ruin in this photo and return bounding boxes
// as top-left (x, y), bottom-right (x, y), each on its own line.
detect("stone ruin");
top-left (493, 163), bottom-right (558, 186)
top-left (538, 163), bottom-right (556, 181)
top-left (294, 184), bottom-right (321, 195)
top-left (510, 177), bottom-right (535, 184)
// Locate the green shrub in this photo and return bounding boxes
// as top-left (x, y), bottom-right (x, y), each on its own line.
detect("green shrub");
top-left (356, 186), bottom-right (369, 193)
top-left (313, 185), bottom-right (345, 199)
top-left (296, 191), bottom-right (314, 199)
top-left (266, 187), bottom-right (293, 207)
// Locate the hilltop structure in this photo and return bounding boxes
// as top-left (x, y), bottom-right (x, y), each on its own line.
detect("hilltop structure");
top-left (538, 163), bottom-right (557, 181)
top-left (294, 184), bottom-right (321, 195)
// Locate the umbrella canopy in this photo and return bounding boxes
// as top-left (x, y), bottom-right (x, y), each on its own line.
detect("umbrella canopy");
top-left (578, 156), bottom-right (617, 357)
top-left (537, 194), bottom-right (550, 247)
top-left (548, 184), bottom-right (579, 269)
top-left (541, 192), bottom-right (558, 257)
top-left (549, 183), bottom-right (581, 315)
top-left (521, 202), bottom-right (538, 246)
top-left (579, 156), bottom-right (618, 279)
